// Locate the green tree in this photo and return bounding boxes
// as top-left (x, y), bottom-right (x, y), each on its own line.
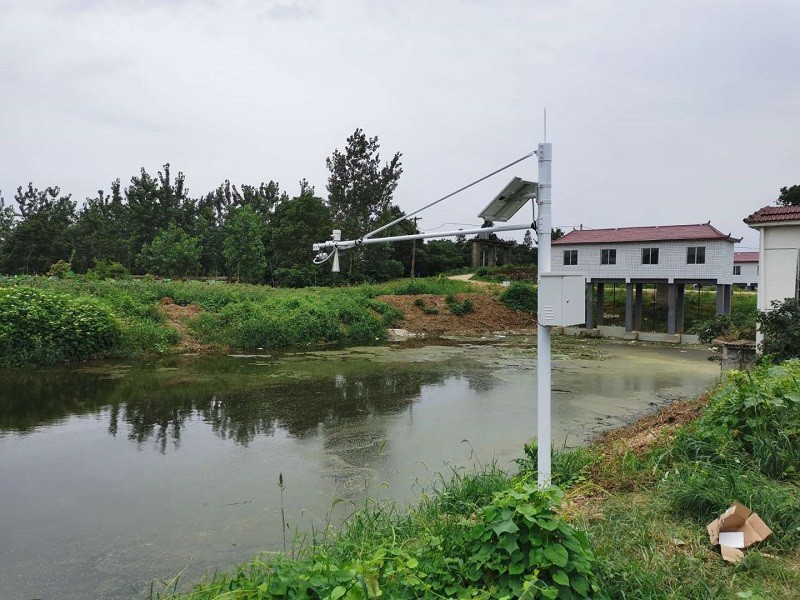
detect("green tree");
top-left (72, 181), bottom-right (128, 272)
top-left (1, 184), bottom-right (76, 274)
top-left (325, 128), bottom-right (403, 275)
top-left (776, 185), bottom-right (800, 206)
top-left (523, 229), bottom-right (533, 248)
top-left (136, 223), bottom-right (201, 277)
top-left (268, 184), bottom-right (332, 271)
top-left (0, 191), bottom-right (15, 248)
top-left (125, 164), bottom-right (192, 268)
top-left (223, 206), bottom-right (266, 283)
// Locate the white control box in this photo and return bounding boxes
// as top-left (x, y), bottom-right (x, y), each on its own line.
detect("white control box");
top-left (538, 273), bottom-right (586, 327)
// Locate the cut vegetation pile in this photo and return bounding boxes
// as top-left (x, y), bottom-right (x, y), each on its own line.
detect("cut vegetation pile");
top-left (155, 360), bottom-right (800, 599)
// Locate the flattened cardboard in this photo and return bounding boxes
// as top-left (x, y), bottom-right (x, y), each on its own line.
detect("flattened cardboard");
top-left (707, 502), bottom-right (772, 563)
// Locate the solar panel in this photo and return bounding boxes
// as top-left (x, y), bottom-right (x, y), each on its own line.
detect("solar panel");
top-left (478, 177), bottom-right (537, 222)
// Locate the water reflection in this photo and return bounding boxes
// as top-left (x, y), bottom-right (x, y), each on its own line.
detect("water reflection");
top-left (0, 351), bottom-right (491, 452)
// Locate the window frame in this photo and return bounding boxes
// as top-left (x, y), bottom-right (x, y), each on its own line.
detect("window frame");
top-left (601, 248), bottom-right (617, 265)
top-left (642, 247), bottom-right (659, 265)
top-left (687, 246), bottom-right (706, 265)
top-left (733, 265), bottom-right (741, 276)
top-left (563, 249), bottom-right (578, 266)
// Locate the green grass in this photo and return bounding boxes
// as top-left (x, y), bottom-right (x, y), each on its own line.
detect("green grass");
top-left (0, 275), bottom-right (483, 365)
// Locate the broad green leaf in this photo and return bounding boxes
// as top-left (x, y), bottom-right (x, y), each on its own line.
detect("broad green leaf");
top-left (544, 544), bottom-right (569, 568)
top-left (552, 569), bottom-right (570, 586)
top-left (493, 518), bottom-right (520, 535)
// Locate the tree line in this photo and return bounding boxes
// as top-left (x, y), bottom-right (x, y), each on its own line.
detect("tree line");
top-left (0, 129), bottom-right (536, 285)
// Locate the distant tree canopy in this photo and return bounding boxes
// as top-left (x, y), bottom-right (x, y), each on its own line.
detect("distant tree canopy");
top-left (777, 185), bottom-right (800, 207)
top-left (0, 129), bottom-right (538, 284)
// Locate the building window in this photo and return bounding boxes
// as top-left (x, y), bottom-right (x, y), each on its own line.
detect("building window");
top-left (687, 246), bottom-right (706, 264)
top-left (563, 249), bottom-right (578, 266)
top-left (733, 265), bottom-right (741, 275)
top-left (601, 249), bottom-right (616, 265)
top-left (642, 248), bottom-right (659, 265)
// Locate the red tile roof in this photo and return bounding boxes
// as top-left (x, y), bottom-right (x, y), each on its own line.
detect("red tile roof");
top-left (744, 205), bottom-right (800, 225)
top-left (552, 223), bottom-right (739, 245)
top-left (734, 251), bottom-right (759, 263)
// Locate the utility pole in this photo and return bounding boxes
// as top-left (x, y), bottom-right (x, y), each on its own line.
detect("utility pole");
top-left (411, 216), bottom-right (420, 277)
top-left (536, 142), bottom-right (553, 488)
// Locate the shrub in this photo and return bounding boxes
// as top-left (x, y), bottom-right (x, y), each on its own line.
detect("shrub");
top-left (47, 259), bottom-right (73, 278)
top-left (272, 267), bottom-right (315, 288)
top-left (368, 300), bottom-right (404, 326)
top-left (0, 286), bottom-right (121, 365)
top-left (672, 360), bottom-right (800, 480)
top-left (501, 282), bottom-right (537, 313)
top-left (446, 295), bottom-right (474, 316)
top-left (465, 481), bottom-right (600, 598)
top-left (757, 298), bottom-right (800, 361)
top-left (86, 259), bottom-right (130, 281)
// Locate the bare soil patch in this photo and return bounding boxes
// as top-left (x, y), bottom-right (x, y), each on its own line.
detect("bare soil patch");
top-left (159, 297), bottom-right (217, 353)
top-left (376, 293), bottom-right (536, 336)
top-left (594, 393), bottom-right (709, 458)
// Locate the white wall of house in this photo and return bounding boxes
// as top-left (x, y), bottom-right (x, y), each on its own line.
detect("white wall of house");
top-left (733, 261), bottom-right (758, 287)
top-left (551, 239), bottom-right (734, 283)
top-left (756, 224), bottom-right (800, 312)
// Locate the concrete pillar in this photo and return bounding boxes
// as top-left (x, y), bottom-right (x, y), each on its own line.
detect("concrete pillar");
top-left (634, 284), bottom-right (644, 330)
top-left (596, 282), bottom-right (605, 326)
top-left (585, 282), bottom-right (594, 329)
top-left (656, 283), bottom-right (669, 303)
top-left (667, 283), bottom-right (678, 335)
top-left (471, 241), bottom-right (480, 268)
top-left (625, 283), bottom-right (634, 332)
top-left (716, 284), bottom-right (725, 315)
top-left (724, 284), bottom-right (733, 315)
top-left (676, 284), bottom-right (685, 334)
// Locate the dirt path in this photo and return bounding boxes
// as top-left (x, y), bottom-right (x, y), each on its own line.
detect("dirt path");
top-left (447, 273), bottom-right (497, 288)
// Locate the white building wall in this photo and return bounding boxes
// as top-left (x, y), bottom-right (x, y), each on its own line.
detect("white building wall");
top-left (551, 239), bottom-right (734, 283)
top-left (757, 224), bottom-right (800, 312)
top-left (733, 261), bottom-right (758, 287)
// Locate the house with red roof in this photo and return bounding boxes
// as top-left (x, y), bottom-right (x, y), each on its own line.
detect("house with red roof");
top-left (745, 205), bottom-right (800, 319)
top-left (733, 252), bottom-right (759, 290)
top-left (551, 222), bottom-right (739, 336)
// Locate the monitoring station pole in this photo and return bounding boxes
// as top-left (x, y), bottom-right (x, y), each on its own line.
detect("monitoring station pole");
top-left (312, 143), bottom-right (572, 491)
top-left (536, 143), bottom-right (552, 488)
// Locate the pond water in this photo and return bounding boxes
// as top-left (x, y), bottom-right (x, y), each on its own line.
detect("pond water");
top-left (0, 339), bottom-right (718, 599)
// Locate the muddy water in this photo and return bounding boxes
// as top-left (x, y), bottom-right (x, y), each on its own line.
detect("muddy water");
top-left (0, 339), bottom-right (718, 599)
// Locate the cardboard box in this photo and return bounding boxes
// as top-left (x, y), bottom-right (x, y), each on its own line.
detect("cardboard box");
top-left (707, 502), bottom-right (772, 563)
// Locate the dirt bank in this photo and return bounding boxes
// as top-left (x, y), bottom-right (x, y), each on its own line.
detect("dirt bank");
top-left (376, 293), bottom-right (536, 335)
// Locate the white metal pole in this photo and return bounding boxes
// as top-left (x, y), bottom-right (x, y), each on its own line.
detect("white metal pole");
top-left (536, 142), bottom-right (552, 488)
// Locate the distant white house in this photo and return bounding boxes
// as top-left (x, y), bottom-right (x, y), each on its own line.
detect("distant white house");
top-left (733, 251), bottom-right (759, 290)
top-left (745, 205), bottom-right (800, 315)
top-left (552, 223), bottom-right (739, 335)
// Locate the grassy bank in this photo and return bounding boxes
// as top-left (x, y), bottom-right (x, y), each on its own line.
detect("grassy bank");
top-left (155, 359), bottom-right (800, 599)
top-left (0, 276), bottom-right (478, 366)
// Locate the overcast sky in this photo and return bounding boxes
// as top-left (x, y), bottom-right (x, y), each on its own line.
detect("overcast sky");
top-left (2, 0), bottom-right (798, 250)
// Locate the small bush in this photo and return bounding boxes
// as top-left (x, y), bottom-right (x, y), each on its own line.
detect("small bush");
top-left (465, 482), bottom-right (600, 598)
top-left (0, 286), bottom-right (121, 365)
top-left (368, 300), bottom-right (404, 327)
top-left (446, 295), bottom-right (474, 316)
top-left (501, 282), bottom-right (537, 313)
top-left (413, 297), bottom-right (425, 308)
top-left (758, 298), bottom-right (800, 361)
top-left (86, 259), bottom-right (130, 280)
top-left (47, 259), bottom-right (73, 278)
